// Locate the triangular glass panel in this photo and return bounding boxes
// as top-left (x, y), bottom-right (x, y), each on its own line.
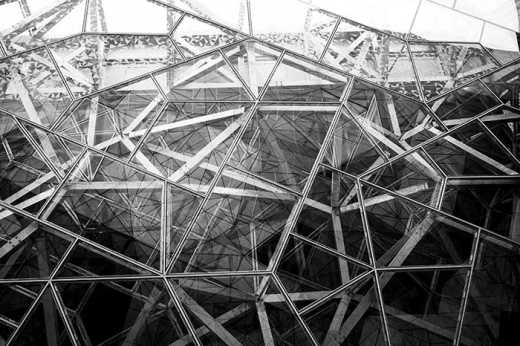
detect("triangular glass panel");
top-left (171, 14), bottom-right (245, 57)
top-left (323, 18), bottom-right (419, 98)
top-left (428, 80), bottom-right (501, 126)
top-left (171, 172), bottom-right (294, 273)
top-left (442, 178), bottom-right (520, 241)
top-left (3, 0), bottom-right (86, 54)
top-left (409, 42), bottom-right (499, 100)
top-left (347, 79), bottom-right (440, 148)
top-left (250, 0), bottom-right (337, 60)
top-left (227, 104), bottom-right (336, 191)
top-left (10, 287), bottom-right (73, 346)
top-left (56, 279), bottom-right (193, 345)
top-left (302, 275), bottom-right (387, 345)
top-left (460, 234), bottom-right (520, 345)
top-left (0, 47), bottom-right (73, 126)
top-left (0, 217), bottom-right (72, 280)
top-left (262, 53), bottom-right (350, 102)
top-left (55, 77), bottom-right (165, 160)
top-left (361, 148), bottom-right (444, 206)
top-left (482, 106), bottom-right (520, 161)
top-left (155, 51), bottom-right (252, 102)
top-left (223, 40), bottom-right (281, 97)
top-left (85, 0), bottom-right (181, 34)
top-left (380, 269), bottom-right (468, 345)
top-left (48, 34), bottom-right (181, 96)
top-left (423, 120), bottom-right (520, 176)
top-left (481, 59), bottom-right (520, 109)
top-left (170, 275), bottom-right (264, 345)
top-left (135, 102), bottom-right (252, 190)
top-left (46, 152), bottom-right (163, 269)
top-left (294, 166), bottom-right (370, 263)
top-left (276, 235), bottom-right (369, 305)
top-left (361, 182), bottom-right (476, 267)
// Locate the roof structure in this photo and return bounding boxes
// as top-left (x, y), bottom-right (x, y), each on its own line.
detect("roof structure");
top-left (0, 0), bottom-right (520, 345)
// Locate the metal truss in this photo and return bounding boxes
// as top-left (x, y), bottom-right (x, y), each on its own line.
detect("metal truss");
top-left (0, 0), bottom-right (520, 345)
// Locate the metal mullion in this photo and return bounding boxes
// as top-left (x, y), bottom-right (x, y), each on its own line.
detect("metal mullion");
top-left (405, 40), bottom-right (426, 102)
top-left (0, 278), bottom-right (47, 285)
top-left (246, 0), bottom-right (252, 35)
top-left (126, 92), bottom-right (168, 163)
top-left (356, 179), bottom-right (392, 345)
top-left (52, 275), bottom-right (162, 283)
top-left (45, 45), bottom-right (74, 100)
top-left (270, 274), bottom-right (319, 346)
top-left (49, 282), bottom-right (80, 346)
top-left (291, 232), bottom-right (372, 270)
top-left (299, 269), bottom-right (374, 315)
top-left (163, 278), bottom-right (202, 346)
top-left (423, 103), bottom-right (449, 132)
top-left (477, 76), bottom-right (506, 105)
top-left (377, 264), bottom-right (471, 272)
top-left (320, 162), bottom-right (358, 180)
top-left (480, 43), bottom-right (502, 67)
top-left (167, 12), bottom-right (185, 38)
top-left (164, 270), bottom-right (272, 279)
top-left (82, 0), bottom-right (89, 32)
top-left (405, 0), bottom-right (423, 40)
top-left (318, 16), bottom-right (341, 63)
top-left (82, 31), bottom-right (168, 37)
top-left (453, 227), bottom-right (481, 346)
top-left (435, 175), bottom-right (448, 210)
top-left (165, 50), bottom-right (286, 273)
top-left (219, 47), bottom-right (256, 100)
top-left (167, 35), bottom-right (187, 61)
top-left (50, 100), bottom-right (82, 132)
top-left (160, 180), bottom-right (168, 273)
